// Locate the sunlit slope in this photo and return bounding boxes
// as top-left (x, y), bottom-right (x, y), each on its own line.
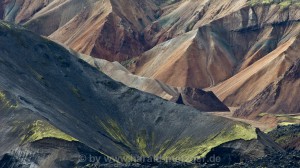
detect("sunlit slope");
top-left (1, 0), bottom-right (159, 61)
top-left (210, 34), bottom-right (300, 106)
top-left (234, 59), bottom-right (300, 119)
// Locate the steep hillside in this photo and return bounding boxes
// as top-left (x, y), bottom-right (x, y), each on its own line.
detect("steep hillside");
top-left (0, 22), bottom-right (282, 166)
top-left (130, 28), bottom-right (236, 88)
top-left (144, 0), bottom-right (300, 48)
top-left (1, 0), bottom-right (159, 61)
top-left (143, 0), bottom-right (248, 47)
top-left (234, 59), bottom-right (300, 119)
top-left (77, 53), bottom-right (179, 101)
top-left (210, 33), bottom-right (300, 106)
top-left (128, 2), bottom-right (300, 88)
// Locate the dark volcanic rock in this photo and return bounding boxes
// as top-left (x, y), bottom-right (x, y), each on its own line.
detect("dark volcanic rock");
top-left (0, 138), bottom-right (111, 168)
top-left (225, 150), bottom-right (300, 168)
top-left (177, 87), bottom-right (230, 112)
top-left (268, 125), bottom-right (300, 151)
top-left (202, 128), bottom-right (285, 165)
top-left (0, 2), bottom-right (3, 20)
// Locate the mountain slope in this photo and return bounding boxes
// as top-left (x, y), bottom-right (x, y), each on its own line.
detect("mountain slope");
top-left (143, 0), bottom-right (248, 47)
top-left (210, 33), bottom-right (300, 106)
top-left (0, 21), bottom-right (282, 165)
top-left (130, 28), bottom-right (236, 88)
top-left (77, 53), bottom-right (179, 101)
top-left (176, 87), bottom-right (230, 112)
top-left (1, 0), bottom-right (160, 61)
top-left (234, 59), bottom-right (300, 119)
top-left (128, 2), bottom-right (300, 88)
top-left (76, 53), bottom-right (229, 112)
top-left (144, 0), bottom-right (300, 47)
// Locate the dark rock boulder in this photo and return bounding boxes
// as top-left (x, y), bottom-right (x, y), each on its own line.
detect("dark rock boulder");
top-left (176, 87), bottom-right (230, 112)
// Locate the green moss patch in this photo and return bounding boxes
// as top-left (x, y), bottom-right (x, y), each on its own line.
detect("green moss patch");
top-left (136, 130), bottom-right (149, 157)
top-left (248, 0), bottom-right (297, 8)
top-left (29, 67), bottom-right (44, 81)
top-left (0, 91), bottom-right (18, 109)
top-left (97, 118), bottom-right (132, 147)
top-left (0, 22), bottom-right (12, 29)
top-left (155, 124), bottom-right (257, 162)
top-left (258, 113), bottom-right (300, 126)
top-left (21, 120), bottom-right (77, 143)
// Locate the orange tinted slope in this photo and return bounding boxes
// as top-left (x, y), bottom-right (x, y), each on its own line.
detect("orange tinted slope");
top-left (134, 28), bottom-right (236, 88)
top-left (209, 36), bottom-right (300, 106)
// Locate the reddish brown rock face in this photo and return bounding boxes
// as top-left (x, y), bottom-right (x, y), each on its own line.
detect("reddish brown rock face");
top-left (90, 13), bottom-right (145, 62)
top-left (1, 0), bottom-right (160, 62)
top-left (125, 2), bottom-right (300, 90)
top-left (234, 59), bottom-right (300, 119)
top-left (210, 31), bottom-right (300, 107)
top-left (130, 27), bottom-right (236, 88)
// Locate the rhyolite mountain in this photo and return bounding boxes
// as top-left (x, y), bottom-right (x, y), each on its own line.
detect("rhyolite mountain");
top-left (76, 53), bottom-right (229, 112)
top-left (1, 0), bottom-right (161, 61)
top-left (1, 0), bottom-right (300, 107)
top-left (131, 1), bottom-right (300, 89)
top-left (0, 22), bottom-right (284, 167)
top-left (234, 59), bottom-right (300, 119)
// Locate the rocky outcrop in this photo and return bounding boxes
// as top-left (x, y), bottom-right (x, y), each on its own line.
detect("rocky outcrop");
top-left (267, 125), bottom-right (300, 151)
top-left (226, 150), bottom-right (300, 168)
top-left (177, 87), bottom-right (230, 112)
top-left (203, 128), bottom-right (285, 165)
top-left (0, 138), bottom-right (111, 168)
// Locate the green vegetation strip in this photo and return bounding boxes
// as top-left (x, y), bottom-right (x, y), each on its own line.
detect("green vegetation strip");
top-left (22, 120), bottom-right (77, 143)
top-left (155, 124), bottom-right (257, 162)
top-left (0, 91), bottom-right (18, 109)
top-left (249, 0), bottom-right (300, 8)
